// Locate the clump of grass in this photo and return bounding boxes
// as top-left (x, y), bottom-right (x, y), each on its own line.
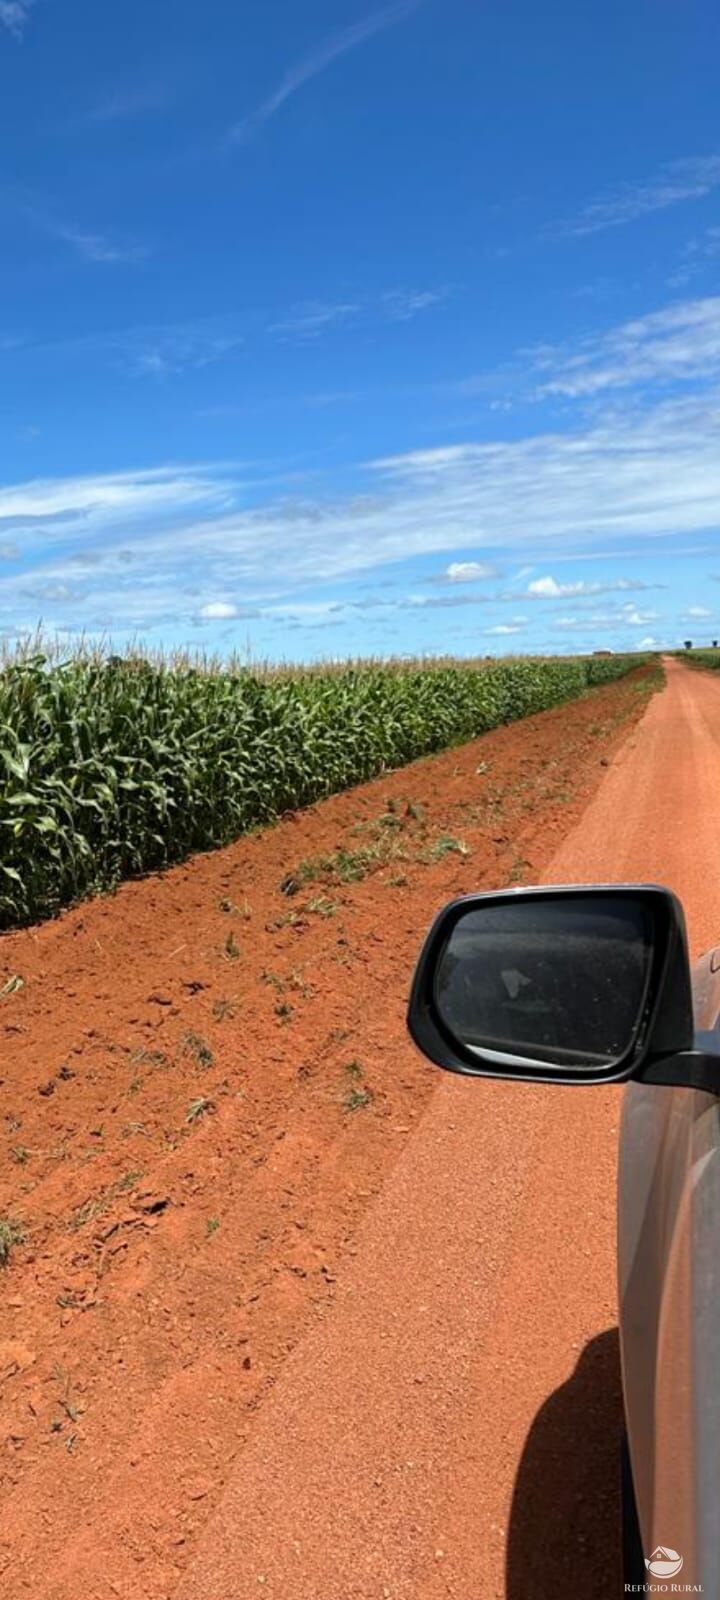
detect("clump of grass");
top-left (181, 1030), bottom-right (214, 1069)
top-left (267, 910), bottom-right (304, 930)
top-left (206, 1216), bottom-right (220, 1237)
top-left (0, 1217), bottom-right (25, 1265)
top-left (261, 968), bottom-right (285, 992)
top-left (219, 896), bottom-right (252, 919)
top-left (0, 974), bottom-right (24, 998)
top-left (285, 838), bottom-right (406, 896)
top-left (116, 1169), bottom-right (143, 1192)
top-left (223, 931), bottom-right (241, 962)
top-left (344, 1086), bottom-right (373, 1113)
top-left (404, 799), bottom-right (425, 821)
top-left (376, 809), bottom-right (403, 830)
top-left (10, 1145), bottom-right (30, 1165)
top-left (212, 996), bottom-right (238, 1021)
top-left (342, 1058), bottom-right (373, 1112)
top-left (68, 1198), bottom-right (100, 1232)
top-left (305, 896), bottom-right (338, 918)
top-left (187, 1095), bottom-right (215, 1124)
top-left (275, 1001), bottom-right (293, 1022)
top-left (130, 1047), bottom-right (169, 1068)
top-left (430, 835), bottom-right (470, 861)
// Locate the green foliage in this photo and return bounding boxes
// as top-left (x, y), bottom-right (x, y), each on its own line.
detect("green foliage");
top-left (0, 648), bottom-right (645, 928)
top-left (681, 649), bottom-right (720, 672)
top-left (0, 1218), bottom-right (25, 1266)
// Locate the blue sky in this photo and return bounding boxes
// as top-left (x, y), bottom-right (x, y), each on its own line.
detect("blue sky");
top-left (1, 0), bottom-right (720, 662)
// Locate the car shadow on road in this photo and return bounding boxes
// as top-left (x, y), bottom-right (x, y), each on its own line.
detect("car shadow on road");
top-left (506, 1328), bottom-right (623, 1600)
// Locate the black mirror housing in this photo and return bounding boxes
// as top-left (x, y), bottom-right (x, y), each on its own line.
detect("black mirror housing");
top-left (407, 884), bottom-right (694, 1086)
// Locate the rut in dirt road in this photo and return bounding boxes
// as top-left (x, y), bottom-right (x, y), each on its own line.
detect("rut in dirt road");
top-left (172, 659), bottom-right (720, 1600)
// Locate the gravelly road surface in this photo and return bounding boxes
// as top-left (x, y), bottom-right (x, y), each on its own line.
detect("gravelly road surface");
top-left (177, 658), bottom-right (720, 1600)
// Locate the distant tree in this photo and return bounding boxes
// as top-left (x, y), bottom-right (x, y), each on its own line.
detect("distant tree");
top-left (684, 640), bottom-right (693, 650)
top-left (713, 640), bottom-right (719, 649)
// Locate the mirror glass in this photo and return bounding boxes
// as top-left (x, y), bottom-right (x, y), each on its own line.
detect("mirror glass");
top-left (433, 894), bottom-right (654, 1070)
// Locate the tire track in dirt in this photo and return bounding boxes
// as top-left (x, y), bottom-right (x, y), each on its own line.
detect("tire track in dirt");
top-left (0, 667), bottom-right (656, 1599)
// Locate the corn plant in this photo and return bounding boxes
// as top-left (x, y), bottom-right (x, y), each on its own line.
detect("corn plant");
top-left (0, 647), bottom-right (649, 929)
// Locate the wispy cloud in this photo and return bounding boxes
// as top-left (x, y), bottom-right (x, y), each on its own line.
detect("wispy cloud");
top-left (2, 383), bottom-right (720, 644)
top-left (531, 296), bottom-right (720, 399)
top-left (119, 320), bottom-right (245, 378)
top-left (228, 0), bottom-right (420, 142)
top-left (0, 1), bottom-right (34, 39)
top-left (2, 287), bottom-right (446, 375)
top-left (552, 155), bottom-right (720, 237)
top-left (72, 83), bottom-right (172, 127)
top-left (555, 604), bottom-right (660, 630)
top-left (51, 221), bottom-right (147, 265)
top-left (667, 226), bottom-right (720, 288)
top-left (269, 286), bottom-right (447, 341)
top-left (269, 301), bottom-right (361, 340)
top-left (7, 315), bottom-right (249, 379)
top-left (380, 288), bottom-right (449, 321)
top-left (17, 198), bottom-right (147, 265)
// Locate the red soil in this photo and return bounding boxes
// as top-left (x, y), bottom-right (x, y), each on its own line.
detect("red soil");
top-left (0, 668), bottom-right (655, 1600)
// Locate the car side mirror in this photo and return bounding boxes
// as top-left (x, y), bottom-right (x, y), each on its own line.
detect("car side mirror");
top-left (408, 884), bottom-right (701, 1087)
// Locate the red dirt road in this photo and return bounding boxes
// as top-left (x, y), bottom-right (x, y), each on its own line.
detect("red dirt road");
top-left (0, 660), bottom-right (688, 1599)
top-left (171, 658), bottom-right (720, 1600)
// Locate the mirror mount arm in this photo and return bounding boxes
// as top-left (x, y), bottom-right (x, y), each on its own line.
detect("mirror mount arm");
top-left (636, 1034), bottom-right (720, 1095)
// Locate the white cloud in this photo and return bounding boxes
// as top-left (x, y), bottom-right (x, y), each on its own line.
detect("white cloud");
top-left (269, 287), bottom-right (446, 341)
top-left (269, 301), bottom-right (361, 339)
top-left (486, 617), bottom-right (527, 635)
top-left (553, 155), bottom-right (720, 237)
top-left (444, 561), bottom-right (497, 583)
top-left (199, 601), bottom-right (239, 620)
top-left (639, 636), bottom-right (659, 648)
top-left (73, 83), bottom-right (172, 127)
top-left (525, 575), bottom-right (656, 599)
top-left (0, 465), bottom-right (233, 550)
top-left (533, 296), bottom-right (720, 399)
top-left (622, 607), bottom-right (658, 626)
top-left (0, 1), bottom-right (33, 38)
top-left (527, 576), bottom-right (582, 598)
top-left (684, 605), bottom-right (712, 617)
top-left (555, 607), bottom-right (658, 630)
top-left (55, 224), bottom-right (147, 265)
top-left (20, 203), bottom-right (147, 266)
top-left (228, 1), bottom-right (419, 141)
top-left (2, 385), bottom-right (720, 639)
top-left (380, 287), bottom-right (449, 321)
top-left (126, 323), bottom-right (245, 377)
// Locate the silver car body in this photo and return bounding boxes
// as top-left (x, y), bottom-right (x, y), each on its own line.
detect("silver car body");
top-left (618, 948), bottom-right (720, 1589)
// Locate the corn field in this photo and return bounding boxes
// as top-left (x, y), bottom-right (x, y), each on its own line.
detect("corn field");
top-left (0, 649), bottom-right (647, 929)
top-left (681, 650), bottom-right (720, 671)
